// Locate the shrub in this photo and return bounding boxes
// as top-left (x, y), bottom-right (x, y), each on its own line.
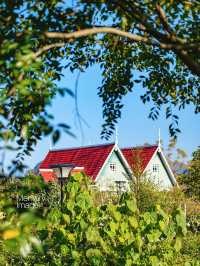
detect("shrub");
top-left (175, 232), bottom-right (200, 266)
top-left (0, 173), bottom-right (189, 265)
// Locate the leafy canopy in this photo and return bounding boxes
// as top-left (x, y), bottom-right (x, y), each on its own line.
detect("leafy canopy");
top-left (0, 0), bottom-right (200, 171)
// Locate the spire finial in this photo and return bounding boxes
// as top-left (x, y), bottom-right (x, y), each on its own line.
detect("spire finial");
top-left (158, 128), bottom-right (161, 150)
top-left (115, 126), bottom-right (118, 146)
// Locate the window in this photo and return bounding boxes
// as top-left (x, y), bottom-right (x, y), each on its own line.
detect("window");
top-left (110, 163), bottom-right (116, 172)
top-left (152, 164), bottom-right (159, 173)
top-left (115, 181), bottom-right (126, 193)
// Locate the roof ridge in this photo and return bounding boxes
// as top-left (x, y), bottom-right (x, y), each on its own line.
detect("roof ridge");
top-left (121, 144), bottom-right (158, 150)
top-left (50, 142), bottom-right (115, 152)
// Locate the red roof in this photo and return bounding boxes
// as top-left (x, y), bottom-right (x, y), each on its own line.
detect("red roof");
top-left (40, 170), bottom-right (57, 182)
top-left (39, 143), bottom-right (115, 181)
top-left (122, 145), bottom-right (158, 172)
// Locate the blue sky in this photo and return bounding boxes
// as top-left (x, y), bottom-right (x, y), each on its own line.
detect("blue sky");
top-left (5, 65), bottom-right (199, 170)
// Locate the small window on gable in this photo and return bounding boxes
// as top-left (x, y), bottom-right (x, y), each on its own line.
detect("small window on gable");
top-left (153, 164), bottom-right (159, 173)
top-left (110, 163), bottom-right (116, 172)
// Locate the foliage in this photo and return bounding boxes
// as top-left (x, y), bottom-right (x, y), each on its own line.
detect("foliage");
top-left (178, 147), bottom-right (200, 200)
top-left (105, 179), bottom-right (200, 265)
top-left (165, 138), bottom-right (188, 177)
top-left (0, 1), bottom-right (200, 172)
top-left (0, 173), bottom-right (190, 265)
top-left (92, 190), bottom-right (119, 206)
top-left (175, 232), bottom-right (200, 266)
top-left (129, 148), bottom-right (145, 203)
top-left (123, 146), bottom-right (185, 213)
top-left (130, 176), bottom-right (186, 214)
top-left (129, 174), bottom-right (200, 235)
top-left (130, 177), bottom-right (160, 212)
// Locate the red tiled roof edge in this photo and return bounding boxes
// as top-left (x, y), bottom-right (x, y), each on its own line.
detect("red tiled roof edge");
top-left (121, 145), bottom-right (158, 172)
top-left (39, 143), bottom-right (115, 181)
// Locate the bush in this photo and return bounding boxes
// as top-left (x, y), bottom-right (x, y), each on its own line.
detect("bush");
top-left (0, 174), bottom-right (189, 265)
top-left (175, 232), bottom-right (200, 266)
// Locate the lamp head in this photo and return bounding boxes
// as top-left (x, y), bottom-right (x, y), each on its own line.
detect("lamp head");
top-left (50, 163), bottom-right (75, 179)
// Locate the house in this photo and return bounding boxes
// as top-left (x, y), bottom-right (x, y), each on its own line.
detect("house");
top-left (122, 145), bottom-right (176, 188)
top-left (39, 142), bottom-right (176, 191)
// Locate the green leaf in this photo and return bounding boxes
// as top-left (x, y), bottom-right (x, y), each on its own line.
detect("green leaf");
top-left (175, 210), bottom-right (187, 235)
top-left (109, 221), bottom-right (118, 232)
top-left (135, 234), bottom-right (143, 251)
top-left (66, 199), bottom-right (75, 212)
top-left (149, 256), bottom-right (159, 266)
top-left (80, 219), bottom-right (88, 230)
top-left (129, 216), bottom-right (138, 229)
top-left (86, 248), bottom-right (102, 258)
top-left (147, 230), bottom-right (162, 242)
top-left (174, 237), bottom-right (182, 252)
top-left (62, 214), bottom-right (70, 225)
top-left (67, 233), bottom-right (75, 244)
top-left (143, 212), bottom-right (151, 224)
top-left (126, 199), bottom-right (137, 213)
top-left (109, 206), bottom-right (121, 222)
top-left (159, 220), bottom-right (166, 231)
top-left (60, 244), bottom-right (69, 256)
top-left (29, 236), bottom-right (43, 253)
top-left (58, 123), bottom-right (71, 130)
top-left (86, 227), bottom-right (100, 243)
top-left (71, 250), bottom-right (80, 261)
top-left (20, 212), bottom-right (35, 225)
top-left (52, 130), bottom-right (60, 144)
top-left (184, 262), bottom-right (191, 266)
top-left (76, 193), bottom-right (92, 209)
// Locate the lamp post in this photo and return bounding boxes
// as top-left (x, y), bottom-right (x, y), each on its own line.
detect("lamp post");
top-left (50, 163), bottom-right (75, 211)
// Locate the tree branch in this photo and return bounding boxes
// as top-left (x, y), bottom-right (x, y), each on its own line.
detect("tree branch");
top-left (156, 4), bottom-right (173, 34)
top-left (43, 27), bottom-right (200, 51)
top-left (116, 1), bottom-right (200, 77)
top-left (118, 1), bottom-right (170, 43)
top-left (44, 27), bottom-right (150, 43)
top-left (38, 26), bottom-right (200, 77)
top-left (34, 42), bottom-right (66, 58)
top-left (154, 4), bottom-right (200, 76)
top-left (174, 49), bottom-right (200, 77)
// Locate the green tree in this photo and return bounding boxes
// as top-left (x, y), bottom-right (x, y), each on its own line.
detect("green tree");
top-left (179, 147), bottom-right (200, 200)
top-left (0, 0), bottom-right (200, 172)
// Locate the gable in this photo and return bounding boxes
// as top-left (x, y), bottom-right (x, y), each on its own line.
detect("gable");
top-left (121, 145), bottom-right (176, 189)
top-left (122, 145), bottom-right (158, 172)
top-left (96, 149), bottom-right (131, 191)
top-left (145, 152), bottom-right (173, 188)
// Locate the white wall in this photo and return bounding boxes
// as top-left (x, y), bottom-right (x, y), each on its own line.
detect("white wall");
top-left (96, 150), bottom-right (130, 191)
top-left (145, 152), bottom-right (173, 189)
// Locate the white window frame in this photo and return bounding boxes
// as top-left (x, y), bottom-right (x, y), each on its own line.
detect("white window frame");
top-left (110, 163), bottom-right (117, 172)
top-left (152, 164), bottom-right (160, 173)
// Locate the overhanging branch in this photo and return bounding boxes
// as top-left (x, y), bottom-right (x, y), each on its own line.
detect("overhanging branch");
top-left (34, 26), bottom-right (200, 77)
top-left (44, 27), bottom-right (150, 43)
top-left (34, 42), bottom-right (66, 58)
top-left (43, 27), bottom-right (200, 52)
